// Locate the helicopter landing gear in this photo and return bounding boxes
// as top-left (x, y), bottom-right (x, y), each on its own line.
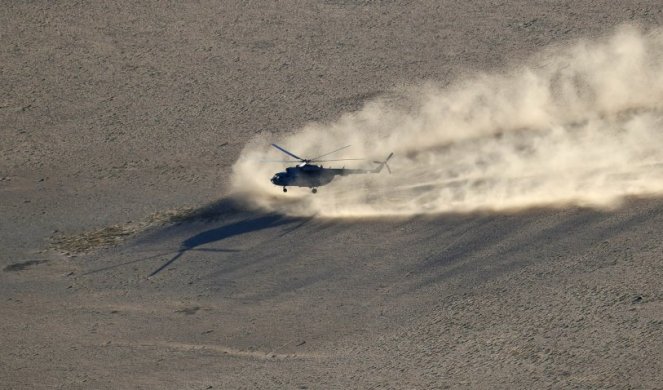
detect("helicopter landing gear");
top-left (283, 187), bottom-right (287, 193)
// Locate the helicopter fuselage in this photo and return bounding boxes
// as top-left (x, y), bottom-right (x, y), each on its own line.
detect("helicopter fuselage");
top-left (271, 164), bottom-right (348, 189)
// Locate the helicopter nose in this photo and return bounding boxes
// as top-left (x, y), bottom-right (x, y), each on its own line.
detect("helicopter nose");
top-left (271, 172), bottom-right (288, 186)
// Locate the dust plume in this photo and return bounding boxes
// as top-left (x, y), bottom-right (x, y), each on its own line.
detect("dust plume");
top-left (231, 26), bottom-right (663, 217)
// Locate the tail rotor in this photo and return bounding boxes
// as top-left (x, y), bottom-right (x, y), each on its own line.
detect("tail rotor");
top-left (373, 152), bottom-right (394, 174)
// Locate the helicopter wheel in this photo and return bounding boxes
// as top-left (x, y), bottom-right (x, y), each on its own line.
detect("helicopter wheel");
top-left (283, 187), bottom-right (287, 193)
top-left (311, 188), bottom-right (317, 194)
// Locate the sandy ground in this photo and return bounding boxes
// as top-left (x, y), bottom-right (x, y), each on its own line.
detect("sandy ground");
top-left (2, 1), bottom-right (663, 389)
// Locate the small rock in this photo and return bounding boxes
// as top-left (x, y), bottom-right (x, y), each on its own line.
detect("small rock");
top-left (632, 295), bottom-right (643, 304)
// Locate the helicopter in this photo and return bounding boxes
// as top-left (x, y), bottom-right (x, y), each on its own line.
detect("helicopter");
top-left (269, 143), bottom-right (393, 193)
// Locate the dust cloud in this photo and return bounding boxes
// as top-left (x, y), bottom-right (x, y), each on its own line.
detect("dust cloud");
top-left (231, 26), bottom-right (663, 217)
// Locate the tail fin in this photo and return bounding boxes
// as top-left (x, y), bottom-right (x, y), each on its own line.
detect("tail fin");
top-left (372, 152), bottom-right (394, 174)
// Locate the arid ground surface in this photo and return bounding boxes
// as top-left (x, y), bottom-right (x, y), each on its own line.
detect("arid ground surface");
top-left (2, 1), bottom-right (663, 389)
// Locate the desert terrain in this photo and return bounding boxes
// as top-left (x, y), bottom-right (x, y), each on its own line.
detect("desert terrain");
top-left (2, 1), bottom-right (663, 388)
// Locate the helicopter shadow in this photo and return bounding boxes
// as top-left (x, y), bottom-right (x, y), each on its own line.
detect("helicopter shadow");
top-left (147, 213), bottom-right (311, 278)
top-left (84, 197), bottom-right (312, 277)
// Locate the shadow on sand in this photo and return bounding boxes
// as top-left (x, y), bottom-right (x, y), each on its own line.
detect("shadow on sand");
top-left (85, 197), bottom-right (311, 277)
top-left (147, 214), bottom-right (302, 277)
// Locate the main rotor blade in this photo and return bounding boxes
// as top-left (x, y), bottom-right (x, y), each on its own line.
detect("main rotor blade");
top-left (314, 158), bottom-right (364, 162)
top-left (271, 144), bottom-right (305, 161)
top-left (311, 145), bottom-right (351, 161)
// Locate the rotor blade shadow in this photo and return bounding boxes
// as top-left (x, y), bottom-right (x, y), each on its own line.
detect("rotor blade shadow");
top-left (84, 248), bottom-right (240, 275)
top-left (84, 252), bottom-right (171, 275)
top-left (149, 251), bottom-right (185, 278)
